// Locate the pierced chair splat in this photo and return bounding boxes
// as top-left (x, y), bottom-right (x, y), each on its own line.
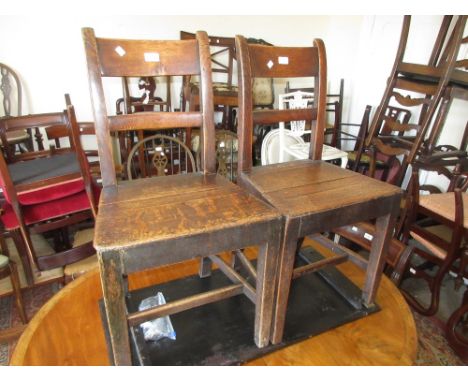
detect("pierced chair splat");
top-left (83, 28), bottom-right (283, 366)
top-left (235, 35), bottom-right (402, 344)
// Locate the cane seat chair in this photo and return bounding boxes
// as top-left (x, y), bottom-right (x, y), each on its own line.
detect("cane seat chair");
top-left (0, 103), bottom-right (98, 285)
top-left (235, 35), bottom-right (402, 344)
top-left (393, 152), bottom-right (468, 316)
top-left (83, 28), bottom-right (282, 365)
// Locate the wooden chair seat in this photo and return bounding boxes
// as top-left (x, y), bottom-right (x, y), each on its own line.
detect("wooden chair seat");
top-left (95, 173), bottom-right (278, 251)
top-left (419, 192), bottom-right (468, 228)
top-left (244, 160), bottom-right (399, 219)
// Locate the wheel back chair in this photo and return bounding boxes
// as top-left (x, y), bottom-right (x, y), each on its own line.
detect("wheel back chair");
top-left (82, 28), bottom-right (283, 365)
top-left (235, 35), bottom-right (402, 344)
top-left (0, 98), bottom-right (98, 285)
top-left (392, 150), bottom-right (468, 316)
top-left (0, 63), bottom-right (33, 153)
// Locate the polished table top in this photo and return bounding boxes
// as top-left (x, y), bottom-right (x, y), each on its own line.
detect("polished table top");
top-left (11, 240), bottom-right (417, 366)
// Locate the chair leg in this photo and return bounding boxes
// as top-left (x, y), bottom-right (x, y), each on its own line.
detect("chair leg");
top-left (9, 260), bottom-right (28, 324)
top-left (98, 250), bottom-right (132, 366)
top-left (271, 219), bottom-right (300, 345)
top-left (362, 208), bottom-right (398, 307)
top-left (390, 244), bottom-right (414, 286)
top-left (254, 224), bottom-right (281, 348)
top-left (198, 256), bottom-right (212, 278)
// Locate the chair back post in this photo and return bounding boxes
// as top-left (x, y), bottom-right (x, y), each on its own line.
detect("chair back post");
top-left (82, 27), bottom-right (118, 188)
top-left (235, 35), bottom-right (254, 174)
top-left (310, 38), bottom-right (327, 160)
top-left (196, 31), bottom-right (216, 175)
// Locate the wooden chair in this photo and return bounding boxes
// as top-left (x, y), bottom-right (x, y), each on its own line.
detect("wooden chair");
top-left (181, 32), bottom-right (274, 133)
top-left (0, 63), bottom-right (33, 153)
top-left (356, 105), bottom-right (413, 184)
top-left (393, 152), bottom-right (468, 316)
top-left (83, 28), bottom-right (282, 365)
top-left (0, 101), bottom-right (98, 285)
top-left (285, 78), bottom-right (344, 149)
top-left (365, 15), bottom-right (467, 186)
top-left (235, 35), bottom-right (402, 344)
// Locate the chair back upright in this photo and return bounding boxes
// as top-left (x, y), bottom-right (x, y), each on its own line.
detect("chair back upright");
top-left (235, 36), bottom-right (327, 175)
top-left (82, 29), bottom-right (216, 188)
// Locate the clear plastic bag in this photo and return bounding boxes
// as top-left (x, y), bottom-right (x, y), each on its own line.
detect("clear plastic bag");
top-left (138, 292), bottom-right (176, 342)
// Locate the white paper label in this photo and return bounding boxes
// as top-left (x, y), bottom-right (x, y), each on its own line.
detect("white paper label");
top-left (144, 52), bottom-right (160, 62)
top-left (267, 60), bottom-right (274, 69)
top-left (364, 232), bottom-right (374, 241)
top-left (115, 46), bottom-right (126, 57)
top-left (278, 56), bottom-right (289, 65)
top-left (351, 226), bottom-right (358, 232)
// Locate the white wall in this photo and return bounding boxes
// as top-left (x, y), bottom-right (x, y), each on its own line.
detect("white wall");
top-left (0, 15), bottom-right (465, 156)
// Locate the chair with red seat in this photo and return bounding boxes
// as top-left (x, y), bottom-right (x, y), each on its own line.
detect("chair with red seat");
top-left (0, 99), bottom-right (98, 285)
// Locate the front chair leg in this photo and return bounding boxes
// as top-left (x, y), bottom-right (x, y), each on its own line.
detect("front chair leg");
top-left (254, 222), bottom-right (281, 348)
top-left (98, 250), bottom-right (131, 366)
top-left (271, 219), bottom-right (300, 345)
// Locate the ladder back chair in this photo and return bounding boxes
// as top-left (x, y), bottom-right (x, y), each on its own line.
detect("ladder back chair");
top-left (235, 35), bottom-right (402, 344)
top-left (365, 15), bottom-right (467, 186)
top-left (82, 28), bottom-right (283, 365)
top-left (0, 103), bottom-right (98, 285)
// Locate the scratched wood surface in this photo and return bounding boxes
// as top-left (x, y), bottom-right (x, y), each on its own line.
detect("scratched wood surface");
top-left (10, 239), bottom-right (417, 366)
top-left (94, 173), bottom-right (280, 251)
top-left (243, 160), bottom-right (401, 218)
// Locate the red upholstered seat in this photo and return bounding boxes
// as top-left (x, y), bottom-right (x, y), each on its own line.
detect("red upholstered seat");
top-left (0, 153), bottom-right (86, 206)
top-left (15, 178), bottom-right (85, 205)
top-left (1, 183), bottom-right (101, 230)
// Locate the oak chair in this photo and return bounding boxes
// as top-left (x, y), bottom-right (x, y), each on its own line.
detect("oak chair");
top-left (0, 102), bottom-right (98, 285)
top-left (83, 28), bottom-right (282, 365)
top-left (235, 35), bottom-right (402, 344)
